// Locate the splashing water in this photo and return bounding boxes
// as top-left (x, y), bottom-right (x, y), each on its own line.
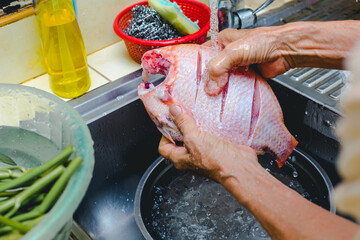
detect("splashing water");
top-left (149, 173), bottom-right (270, 240)
top-left (285, 157), bottom-right (298, 179)
top-left (209, 0), bottom-right (221, 52)
top-left (196, 0), bottom-right (221, 100)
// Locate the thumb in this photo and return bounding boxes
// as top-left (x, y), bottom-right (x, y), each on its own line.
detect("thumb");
top-left (204, 47), bottom-right (233, 96)
top-left (169, 104), bottom-right (198, 138)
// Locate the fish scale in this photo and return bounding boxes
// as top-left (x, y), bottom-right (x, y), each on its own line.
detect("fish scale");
top-left (194, 70), bottom-right (254, 145)
top-left (138, 44), bottom-right (298, 167)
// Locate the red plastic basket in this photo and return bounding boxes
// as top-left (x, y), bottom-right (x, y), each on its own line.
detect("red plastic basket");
top-left (113, 0), bottom-right (211, 63)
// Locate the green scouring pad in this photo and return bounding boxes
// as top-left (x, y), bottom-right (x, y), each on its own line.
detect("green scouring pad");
top-left (148, 0), bottom-right (200, 35)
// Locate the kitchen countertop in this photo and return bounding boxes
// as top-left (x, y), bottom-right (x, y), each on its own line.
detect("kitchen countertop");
top-left (21, 40), bottom-right (141, 101)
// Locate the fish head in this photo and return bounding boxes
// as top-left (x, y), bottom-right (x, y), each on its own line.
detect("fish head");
top-left (138, 82), bottom-right (183, 143)
top-left (138, 47), bottom-right (185, 143)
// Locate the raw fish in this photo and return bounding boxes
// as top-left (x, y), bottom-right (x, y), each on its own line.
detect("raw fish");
top-left (138, 44), bottom-right (297, 167)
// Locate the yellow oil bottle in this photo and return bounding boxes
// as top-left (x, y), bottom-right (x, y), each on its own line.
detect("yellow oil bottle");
top-left (35, 0), bottom-right (90, 98)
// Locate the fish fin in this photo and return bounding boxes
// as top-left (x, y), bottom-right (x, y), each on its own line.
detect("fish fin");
top-left (276, 136), bottom-right (298, 168)
top-left (157, 114), bottom-right (183, 144)
top-left (158, 127), bottom-right (176, 144)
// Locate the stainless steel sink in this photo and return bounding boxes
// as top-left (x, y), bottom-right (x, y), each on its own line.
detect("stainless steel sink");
top-left (67, 0), bottom-right (360, 237)
top-left (70, 71), bottom-right (163, 240)
top-left (69, 69), bottom-right (343, 240)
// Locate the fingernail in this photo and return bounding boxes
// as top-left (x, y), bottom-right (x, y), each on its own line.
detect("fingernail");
top-left (170, 104), bottom-right (182, 117)
top-left (205, 80), bottom-right (219, 95)
top-left (208, 80), bottom-right (218, 89)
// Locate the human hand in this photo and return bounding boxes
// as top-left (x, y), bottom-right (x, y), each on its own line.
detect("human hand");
top-left (204, 27), bottom-right (293, 96)
top-left (204, 20), bottom-right (360, 96)
top-left (158, 103), bottom-right (259, 184)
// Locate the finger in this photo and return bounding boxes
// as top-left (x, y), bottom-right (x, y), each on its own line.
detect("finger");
top-left (158, 136), bottom-right (192, 169)
top-left (204, 69), bottom-right (229, 96)
top-left (159, 136), bottom-right (188, 158)
top-left (257, 58), bottom-right (291, 78)
top-left (217, 28), bottom-right (251, 47)
top-left (203, 29), bottom-right (251, 49)
top-left (205, 40), bottom-right (255, 96)
top-left (204, 44), bottom-right (235, 96)
top-left (169, 104), bottom-right (199, 139)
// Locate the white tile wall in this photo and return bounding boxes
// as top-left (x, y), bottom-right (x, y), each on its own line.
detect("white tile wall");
top-left (0, 15), bottom-right (45, 84)
top-left (88, 41), bottom-right (141, 81)
top-left (77, 0), bottom-right (142, 54)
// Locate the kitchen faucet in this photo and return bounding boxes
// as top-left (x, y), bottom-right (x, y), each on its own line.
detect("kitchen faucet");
top-left (218, 0), bottom-right (275, 30)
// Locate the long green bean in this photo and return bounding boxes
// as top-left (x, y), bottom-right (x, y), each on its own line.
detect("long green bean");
top-left (0, 190), bottom-right (23, 198)
top-left (0, 145), bottom-right (83, 237)
top-left (0, 215), bottom-right (30, 233)
top-left (0, 166), bottom-right (64, 215)
top-left (0, 146), bottom-right (73, 193)
top-left (12, 157), bottom-right (83, 222)
top-left (0, 167), bottom-right (27, 173)
top-left (0, 171), bottom-right (24, 180)
top-left (0, 215), bottom-right (44, 238)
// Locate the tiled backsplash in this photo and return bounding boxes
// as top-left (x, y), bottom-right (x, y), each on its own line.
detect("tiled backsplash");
top-left (77, 0), bottom-right (141, 54)
top-left (0, 15), bottom-right (44, 84)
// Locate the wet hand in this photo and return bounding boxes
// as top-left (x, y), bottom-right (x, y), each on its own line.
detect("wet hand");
top-left (204, 28), bottom-right (293, 96)
top-left (158, 103), bottom-right (258, 183)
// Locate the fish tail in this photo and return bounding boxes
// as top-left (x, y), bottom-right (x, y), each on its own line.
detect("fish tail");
top-left (276, 136), bottom-right (298, 168)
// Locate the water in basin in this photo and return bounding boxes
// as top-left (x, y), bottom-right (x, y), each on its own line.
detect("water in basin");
top-left (145, 153), bottom-right (324, 240)
top-left (149, 172), bottom-right (270, 239)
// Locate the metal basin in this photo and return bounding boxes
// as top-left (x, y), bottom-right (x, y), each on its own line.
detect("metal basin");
top-left (135, 149), bottom-right (335, 240)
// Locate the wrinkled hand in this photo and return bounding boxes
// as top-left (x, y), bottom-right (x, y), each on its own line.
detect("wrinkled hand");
top-left (204, 28), bottom-right (293, 96)
top-left (158, 103), bottom-right (258, 183)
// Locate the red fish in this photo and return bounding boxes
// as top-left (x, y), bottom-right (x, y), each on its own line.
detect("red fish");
top-left (138, 44), bottom-right (297, 167)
